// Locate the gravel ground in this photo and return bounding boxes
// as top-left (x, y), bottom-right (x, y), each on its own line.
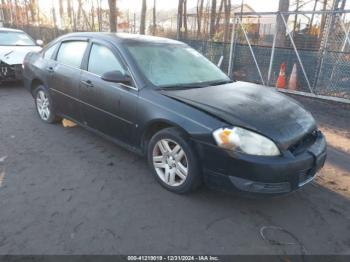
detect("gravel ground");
top-left (0, 84), bottom-right (350, 255)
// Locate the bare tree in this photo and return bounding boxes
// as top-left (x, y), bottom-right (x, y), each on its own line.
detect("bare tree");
top-left (52, 1), bottom-right (58, 35)
top-left (309, 0), bottom-right (319, 33)
top-left (196, 0), bottom-right (204, 38)
top-left (223, 0), bottom-right (231, 43)
top-left (67, 0), bottom-right (72, 26)
top-left (276, 0), bottom-right (290, 47)
top-left (59, 0), bottom-right (64, 19)
top-left (177, 0), bottom-right (184, 38)
top-left (183, 0), bottom-right (187, 37)
top-left (293, 0), bottom-right (300, 34)
top-left (176, 0), bottom-right (188, 39)
top-left (140, 0), bottom-right (146, 34)
top-left (152, 0), bottom-right (156, 35)
top-left (108, 0), bottom-right (117, 32)
top-left (215, 0), bottom-right (224, 32)
top-left (203, 0), bottom-right (210, 36)
top-left (339, 0), bottom-right (347, 10)
top-left (320, 0), bottom-right (328, 32)
top-left (209, 0), bottom-right (217, 39)
top-left (96, 0), bottom-right (102, 31)
top-left (13, 0), bottom-right (19, 26)
top-left (1, 0), bottom-right (10, 23)
top-left (77, 0), bottom-right (82, 25)
top-left (24, 0), bottom-right (29, 25)
top-left (91, 0), bottom-right (95, 31)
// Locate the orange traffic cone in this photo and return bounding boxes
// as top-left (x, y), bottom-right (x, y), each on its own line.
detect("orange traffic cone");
top-left (276, 63), bottom-right (286, 89)
top-left (288, 63), bottom-right (298, 91)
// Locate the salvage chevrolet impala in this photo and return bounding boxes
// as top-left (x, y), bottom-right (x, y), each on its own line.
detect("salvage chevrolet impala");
top-left (0, 28), bottom-right (42, 83)
top-left (23, 33), bottom-right (327, 195)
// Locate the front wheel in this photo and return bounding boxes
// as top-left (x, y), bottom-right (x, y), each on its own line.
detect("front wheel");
top-left (34, 85), bottom-right (60, 123)
top-left (147, 127), bottom-right (202, 194)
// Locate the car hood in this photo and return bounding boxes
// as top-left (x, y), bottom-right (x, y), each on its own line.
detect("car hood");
top-left (0, 45), bottom-right (42, 65)
top-left (160, 81), bottom-right (316, 149)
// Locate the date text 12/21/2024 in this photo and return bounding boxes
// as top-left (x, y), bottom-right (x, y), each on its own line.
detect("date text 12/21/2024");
top-left (127, 256), bottom-right (220, 261)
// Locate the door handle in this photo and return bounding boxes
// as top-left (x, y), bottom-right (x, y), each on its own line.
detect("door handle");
top-left (81, 80), bottom-right (94, 87)
top-left (46, 66), bottom-right (54, 73)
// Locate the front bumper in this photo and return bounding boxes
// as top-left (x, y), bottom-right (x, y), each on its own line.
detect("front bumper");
top-left (0, 62), bottom-right (22, 82)
top-left (195, 131), bottom-right (327, 196)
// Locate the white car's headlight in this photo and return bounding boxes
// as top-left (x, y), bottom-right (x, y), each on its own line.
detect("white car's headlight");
top-left (213, 127), bottom-right (280, 156)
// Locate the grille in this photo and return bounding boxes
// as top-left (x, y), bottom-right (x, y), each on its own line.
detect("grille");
top-left (0, 61), bottom-right (16, 80)
top-left (289, 130), bottom-right (318, 155)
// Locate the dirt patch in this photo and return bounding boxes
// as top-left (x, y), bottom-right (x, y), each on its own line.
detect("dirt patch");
top-left (291, 94), bottom-right (350, 198)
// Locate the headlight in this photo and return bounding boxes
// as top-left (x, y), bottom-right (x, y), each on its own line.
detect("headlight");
top-left (213, 127), bottom-right (280, 156)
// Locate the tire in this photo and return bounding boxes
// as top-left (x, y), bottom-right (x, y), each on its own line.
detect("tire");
top-left (147, 127), bottom-right (202, 194)
top-left (34, 85), bottom-right (60, 124)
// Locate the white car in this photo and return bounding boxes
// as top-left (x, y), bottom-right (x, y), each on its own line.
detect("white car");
top-left (0, 27), bottom-right (42, 83)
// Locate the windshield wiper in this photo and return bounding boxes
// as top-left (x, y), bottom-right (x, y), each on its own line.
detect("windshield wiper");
top-left (159, 83), bottom-right (207, 90)
top-left (159, 79), bottom-right (233, 90)
top-left (208, 80), bottom-right (234, 86)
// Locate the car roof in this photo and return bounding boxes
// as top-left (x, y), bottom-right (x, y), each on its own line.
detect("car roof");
top-left (58, 32), bottom-right (185, 45)
top-left (0, 27), bottom-right (25, 33)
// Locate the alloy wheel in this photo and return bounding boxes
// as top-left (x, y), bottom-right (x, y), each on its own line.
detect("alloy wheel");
top-left (36, 90), bottom-right (51, 121)
top-left (152, 139), bottom-right (189, 187)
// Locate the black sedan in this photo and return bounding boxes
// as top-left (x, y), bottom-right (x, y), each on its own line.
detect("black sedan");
top-left (23, 33), bottom-right (327, 195)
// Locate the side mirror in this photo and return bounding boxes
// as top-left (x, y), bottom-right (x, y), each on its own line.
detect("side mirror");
top-left (36, 39), bottom-right (44, 46)
top-left (101, 70), bottom-right (132, 85)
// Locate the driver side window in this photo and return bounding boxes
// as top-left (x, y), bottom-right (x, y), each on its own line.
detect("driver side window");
top-left (88, 43), bottom-right (125, 76)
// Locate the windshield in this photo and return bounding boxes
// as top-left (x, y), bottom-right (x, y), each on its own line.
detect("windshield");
top-left (0, 31), bottom-right (36, 46)
top-left (125, 43), bottom-right (230, 88)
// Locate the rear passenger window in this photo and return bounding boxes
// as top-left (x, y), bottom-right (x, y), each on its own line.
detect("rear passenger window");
top-left (56, 41), bottom-right (87, 68)
top-left (88, 43), bottom-right (125, 76)
top-left (43, 43), bottom-right (58, 60)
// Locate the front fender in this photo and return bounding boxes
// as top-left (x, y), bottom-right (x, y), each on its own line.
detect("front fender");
top-left (136, 88), bottom-right (225, 146)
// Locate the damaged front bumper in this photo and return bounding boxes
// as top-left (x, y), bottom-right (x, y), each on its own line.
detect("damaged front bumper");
top-left (195, 130), bottom-right (327, 196)
top-left (0, 61), bottom-right (22, 82)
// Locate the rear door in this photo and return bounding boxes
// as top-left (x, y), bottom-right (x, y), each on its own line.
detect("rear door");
top-left (50, 39), bottom-right (88, 122)
top-left (31, 42), bottom-right (59, 88)
top-left (79, 40), bottom-right (138, 145)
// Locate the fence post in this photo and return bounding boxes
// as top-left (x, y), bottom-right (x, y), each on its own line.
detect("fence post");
top-left (313, 8), bottom-right (336, 93)
top-left (267, 14), bottom-right (278, 86)
top-left (339, 19), bottom-right (350, 51)
top-left (328, 17), bottom-right (350, 87)
top-left (228, 17), bottom-right (237, 78)
top-left (280, 14), bottom-right (313, 93)
top-left (237, 17), bottom-right (265, 86)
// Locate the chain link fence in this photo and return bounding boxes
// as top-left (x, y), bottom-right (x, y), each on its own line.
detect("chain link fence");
top-left (181, 10), bottom-right (350, 102)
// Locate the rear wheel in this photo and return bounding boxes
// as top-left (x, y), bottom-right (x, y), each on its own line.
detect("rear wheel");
top-left (34, 85), bottom-right (60, 123)
top-left (147, 127), bottom-right (202, 194)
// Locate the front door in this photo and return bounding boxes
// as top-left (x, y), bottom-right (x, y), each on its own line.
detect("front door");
top-left (79, 41), bottom-right (138, 145)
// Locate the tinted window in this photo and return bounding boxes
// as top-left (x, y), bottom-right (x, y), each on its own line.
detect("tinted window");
top-left (43, 43), bottom-right (58, 60)
top-left (56, 41), bottom-right (87, 68)
top-left (88, 43), bottom-right (124, 76)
